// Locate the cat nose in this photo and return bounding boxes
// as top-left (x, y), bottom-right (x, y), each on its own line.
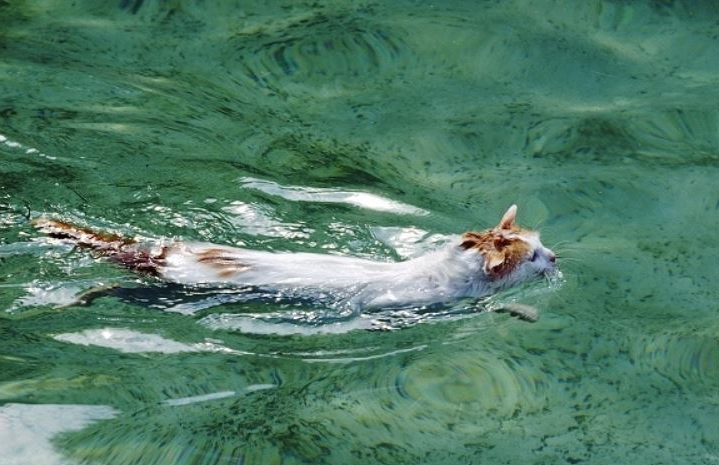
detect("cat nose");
top-left (548, 252), bottom-right (556, 263)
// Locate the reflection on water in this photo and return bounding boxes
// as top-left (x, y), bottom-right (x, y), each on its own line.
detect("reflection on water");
top-left (222, 199), bottom-right (312, 239)
top-left (0, 403), bottom-right (117, 465)
top-left (2, 0), bottom-right (719, 464)
top-left (240, 177), bottom-right (430, 215)
top-left (53, 327), bottom-right (235, 354)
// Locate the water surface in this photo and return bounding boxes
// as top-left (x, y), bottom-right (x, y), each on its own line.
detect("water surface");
top-left (1, 1), bottom-right (719, 464)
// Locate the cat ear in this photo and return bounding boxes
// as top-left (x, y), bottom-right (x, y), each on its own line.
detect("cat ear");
top-left (484, 252), bottom-right (505, 274)
top-left (497, 204), bottom-right (517, 230)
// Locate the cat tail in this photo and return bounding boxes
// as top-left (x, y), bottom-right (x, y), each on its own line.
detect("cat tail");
top-left (33, 218), bottom-right (167, 274)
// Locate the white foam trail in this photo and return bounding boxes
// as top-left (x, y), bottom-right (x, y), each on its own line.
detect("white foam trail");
top-left (163, 384), bottom-right (276, 406)
top-left (6, 282), bottom-right (87, 312)
top-left (0, 241), bottom-right (56, 257)
top-left (370, 226), bottom-right (452, 258)
top-left (54, 328), bottom-right (196, 353)
top-left (240, 177), bottom-right (428, 215)
top-left (0, 132), bottom-right (56, 160)
top-left (163, 390), bottom-right (237, 406)
top-left (0, 403), bottom-right (117, 465)
top-left (199, 312), bottom-right (375, 335)
top-left (301, 344), bottom-right (427, 363)
top-left (222, 200), bottom-right (312, 238)
top-left (53, 328), bottom-right (248, 355)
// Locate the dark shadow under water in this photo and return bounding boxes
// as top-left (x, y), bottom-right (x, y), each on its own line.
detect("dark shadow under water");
top-left (86, 282), bottom-right (515, 331)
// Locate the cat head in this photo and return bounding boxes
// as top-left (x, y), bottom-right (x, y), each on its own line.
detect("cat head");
top-left (460, 205), bottom-right (556, 287)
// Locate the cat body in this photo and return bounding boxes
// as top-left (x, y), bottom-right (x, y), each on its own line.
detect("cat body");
top-left (35, 205), bottom-right (556, 311)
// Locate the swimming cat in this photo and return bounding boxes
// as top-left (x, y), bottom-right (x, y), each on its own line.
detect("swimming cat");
top-left (34, 205), bottom-right (556, 311)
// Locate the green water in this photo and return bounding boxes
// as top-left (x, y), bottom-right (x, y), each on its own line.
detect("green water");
top-left (1, 0), bottom-right (719, 464)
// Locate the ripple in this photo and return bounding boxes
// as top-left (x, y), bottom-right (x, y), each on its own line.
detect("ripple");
top-left (629, 327), bottom-right (719, 391)
top-left (229, 12), bottom-right (407, 88)
top-left (395, 348), bottom-right (550, 416)
top-left (525, 109), bottom-right (719, 166)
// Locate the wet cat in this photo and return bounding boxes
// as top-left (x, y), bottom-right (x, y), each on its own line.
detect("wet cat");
top-left (34, 205), bottom-right (556, 312)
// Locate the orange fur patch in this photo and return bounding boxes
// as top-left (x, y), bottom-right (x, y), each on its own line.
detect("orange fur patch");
top-left (112, 247), bottom-right (168, 275)
top-left (197, 248), bottom-right (250, 278)
top-left (460, 229), bottom-right (531, 278)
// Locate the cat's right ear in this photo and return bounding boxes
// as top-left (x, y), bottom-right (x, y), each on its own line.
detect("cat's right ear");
top-left (497, 204), bottom-right (517, 230)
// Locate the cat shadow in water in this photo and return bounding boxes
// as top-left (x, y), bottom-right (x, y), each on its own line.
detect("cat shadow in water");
top-left (74, 281), bottom-right (541, 332)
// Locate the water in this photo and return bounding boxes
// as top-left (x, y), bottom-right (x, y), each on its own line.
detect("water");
top-left (1, 0), bottom-right (718, 463)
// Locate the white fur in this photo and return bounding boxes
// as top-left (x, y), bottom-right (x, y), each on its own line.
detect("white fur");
top-left (160, 235), bottom-right (556, 311)
top-left (33, 214), bottom-right (556, 311)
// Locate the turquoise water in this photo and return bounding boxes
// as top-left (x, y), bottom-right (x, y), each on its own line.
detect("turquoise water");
top-left (1, 0), bottom-right (719, 464)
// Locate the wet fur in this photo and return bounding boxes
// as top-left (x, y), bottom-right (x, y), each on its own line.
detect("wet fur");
top-left (35, 219), bottom-right (168, 275)
top-left (34, 205), bottom-right (556, 310)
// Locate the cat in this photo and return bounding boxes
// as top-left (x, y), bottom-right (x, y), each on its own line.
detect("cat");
top-left (34, 205), bottom-right (557, 312)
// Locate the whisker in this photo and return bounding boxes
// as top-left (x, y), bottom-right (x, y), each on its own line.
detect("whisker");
top-left (552, 248), bottom-right (583, 258)
top-left (552, 243), bottom-right (584, 250)
top-left (554, 252), bottom-right (583, 259)
top-left (555, 256), bottom-right (581, 263)
top-left (553, 264), bottom-right (579, 277)
top-left (550, 244), bottom-right (586, 254)
top-left (552, 246), bottom-right (582, 252)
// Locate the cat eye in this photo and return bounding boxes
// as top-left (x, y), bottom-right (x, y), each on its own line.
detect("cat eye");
top-left (529, 250), bottom-right (539, 262)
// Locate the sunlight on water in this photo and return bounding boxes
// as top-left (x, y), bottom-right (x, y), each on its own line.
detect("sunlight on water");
top-left (222, 200), bottom-right (312, 238)
top-left (2, 0), bottom-right (719, 464)
top-left (240, 177), bottom-right (430, 215)
top-left (199, 312), bottom-right (377, 335)
top-left (0, 403), bottom-right (117, 465)
top-left (54, 328), bottom-right (201, 354)
top-left (163, 384), bottom-right (276, 406)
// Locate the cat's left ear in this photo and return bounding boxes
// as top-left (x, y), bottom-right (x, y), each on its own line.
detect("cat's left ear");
top-left (484, 251), bottom-right (505, 275)
top-left (497, 204), bottom-right (517, 230)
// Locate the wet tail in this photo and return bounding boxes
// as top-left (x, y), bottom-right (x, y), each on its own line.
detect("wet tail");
top-left (34, 218), bottom-right (167, 274)
top-left (34, 218), bottom-right (134, 252)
